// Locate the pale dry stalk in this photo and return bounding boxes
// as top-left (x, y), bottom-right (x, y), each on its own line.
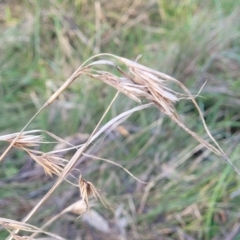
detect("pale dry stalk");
top-left (30, 199), bottom-right (87, 239)
top-left (0, 218), bottom-right (65, 240)
top-left (2, 54), bottom-right (237, 240)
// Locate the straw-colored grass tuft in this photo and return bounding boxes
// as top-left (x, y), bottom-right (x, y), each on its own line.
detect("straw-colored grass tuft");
top-left (0, 130), bottom-right (68, 177)
top-left (1, 53), bottom-right (238, 240)
top-left (76, 54), bottom-right (228, 160)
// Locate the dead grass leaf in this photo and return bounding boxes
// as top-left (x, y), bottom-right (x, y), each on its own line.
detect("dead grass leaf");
top-left (82, 209), bottom-right (110, 233)
top-left (30, 199), bottom-right (87, 239)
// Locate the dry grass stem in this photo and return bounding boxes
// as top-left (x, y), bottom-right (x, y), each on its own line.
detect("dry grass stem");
top-left (0, 218), bottom-right (65, 240)
top-left (2, 53), bottom-right (237, 240)
top-left (8, 103), bottom-right (151, 240)
top-left (82, 153), bottom-right (146, 184)
top-left (30, 199), bottom-right (87, 239)
top-left (7, 91), bottom-right (121, 240)
top-left (8, 235), bottom-right (34, 240)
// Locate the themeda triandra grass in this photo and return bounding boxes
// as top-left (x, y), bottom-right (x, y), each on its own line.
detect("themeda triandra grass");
top-left (0, 217), bottom-right (65, 240)
top-left (1, 54), bottom-right (237, 239)
top-left (0, 130), bottom-right (68, 177)
top-left (80, 54), bottom-right (234, 166)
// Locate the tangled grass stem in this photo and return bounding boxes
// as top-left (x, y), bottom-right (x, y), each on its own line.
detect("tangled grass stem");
top-left (2, 53), bottom-right (237, 240)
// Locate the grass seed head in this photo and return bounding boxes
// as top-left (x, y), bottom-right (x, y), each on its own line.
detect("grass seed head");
top-left (79, 175), bottom-right (108, 209)
top-left (0, 132), bottom-right (43, 149)
top-left (83, 56), bottom-right (181, 117)
top-left (27, 151), bottom-right (65, 177)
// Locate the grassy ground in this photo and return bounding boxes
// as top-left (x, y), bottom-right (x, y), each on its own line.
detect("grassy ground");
top-left (0, 0), bottom-right (240, 239)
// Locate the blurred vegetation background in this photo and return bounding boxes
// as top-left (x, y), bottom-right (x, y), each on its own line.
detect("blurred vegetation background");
top-left (0, 0), bottom-right (240, 239)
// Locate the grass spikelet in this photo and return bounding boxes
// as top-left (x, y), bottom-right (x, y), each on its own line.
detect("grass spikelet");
top-left (79, 175), bottom-right (108, 209)
top-left (3, 53), bottom-right (238, 240)
top-left (0, 130), bottom-right (70, 177)
top-left (26, 151), bottom-right (66, 177)
top-left (0, 131), bottom-right (44, 149)
top-left (77, 54), bottom-right (236, 172)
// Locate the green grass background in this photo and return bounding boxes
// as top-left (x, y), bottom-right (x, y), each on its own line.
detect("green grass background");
top-left (0, 0), bottom-right (240, 239)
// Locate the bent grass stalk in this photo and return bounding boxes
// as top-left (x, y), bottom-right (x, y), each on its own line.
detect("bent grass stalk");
top-left (1, 53), bottom-right (236, 239)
